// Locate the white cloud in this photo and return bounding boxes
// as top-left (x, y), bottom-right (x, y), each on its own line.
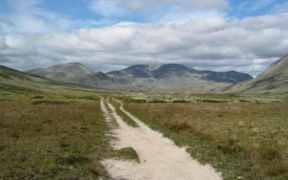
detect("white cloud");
top-left (1, 13), bottom-right (288, 76)
top-left (2, 0), bottom-right (51, 33)
top-left (89, 0), bottom-right (228, 17)
top-left (0, 0), bottom-right (78, 34)
top-left (273, 2), bottom-right (288, 14)
top-left (89, 0), bottom-right (125, 17)
top-left (122, 0), bottom-right (228, 11)
top-left (1, 0), bottom-right (229, 34)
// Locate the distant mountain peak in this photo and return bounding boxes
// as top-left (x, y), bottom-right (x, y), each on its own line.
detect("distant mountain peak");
top-left (159, 63), bottom-right (191, 70)
top-left (53, 62), bottom-right (93, 73)
top-left (65, 62), bottom-right (82, 65)
top-left (63, 62), bottom-right (87, 67)
top-left (110, 64), bottom-right (153, 78)
top-left (124, 64), bottom-right (149, 70)
top-left (26, 62), bottom-right (94, 82)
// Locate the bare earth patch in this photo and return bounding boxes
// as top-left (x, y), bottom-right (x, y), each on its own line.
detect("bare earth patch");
top-left (100, 98), bottom-right (222, 180)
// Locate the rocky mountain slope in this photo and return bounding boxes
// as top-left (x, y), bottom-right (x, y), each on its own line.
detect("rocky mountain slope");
top-left (0, 65), bottom-right (54, 93)
top-left (27, 62), bottom-right (115, 87)
top-left (27, 63), bottom-right (253, 93)
top-left (228, 55), bottom-right (288, 93)
top-left (0, 65), bottom-right (49, 83)
top-left (26, 62), bottom-right (94, 82)
top-left (0, 64), bottom-right (106, 94)
top-left (108, 64), bottom-right (252, 83)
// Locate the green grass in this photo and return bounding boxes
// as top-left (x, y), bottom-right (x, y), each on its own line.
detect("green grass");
top-left (110, 99), bottom-right (139, 128)
top-left (2, 77), bottom-right (288, 179)
top-left (0, 96), bottom-right (111, 179)
top-left (111, 147), bottom-right (140, 163)
top-left (0, 90), bottom-right (140, 179)
top-left (123, 92), bottom-right (288, 104)
top-left (124, 95), bottom-right (288, 180)
top-left (32, 99), bottom-right (74, 105)
top-left (0, 83), bottom-right (42, 94)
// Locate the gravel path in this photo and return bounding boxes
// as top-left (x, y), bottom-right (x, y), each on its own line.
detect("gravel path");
top-left (100, 98), bottom-right (222, 180)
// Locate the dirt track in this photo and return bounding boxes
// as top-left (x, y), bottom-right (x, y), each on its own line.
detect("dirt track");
top-left (100, 98), bottom-right (222, 180)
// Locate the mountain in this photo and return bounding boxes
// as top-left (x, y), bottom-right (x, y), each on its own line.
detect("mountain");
top-left (107, 64), bottom-right (194, 79)
top-left (0, 65), bottom-right (54, 93)
top-left (228, 54), bottom-right (288, 93)
top-left (27, 62), bottom-right (94, 82)
top-left (108, 63), bottom-right (252, 83)
top-left (200, 70), bottom-right (253, 84)
top-left (107, 64), bottom-right (252, 92)
top-left (0, 65), bottom-right (48, 83)
top-left (152, 64), bottom-right (195, 78)
top-left (27, 62), bottom-right (115, 87)
top-left (27, 62), bottom-right (252, 93)
top-left (0, 64), bottom-right (109, 95)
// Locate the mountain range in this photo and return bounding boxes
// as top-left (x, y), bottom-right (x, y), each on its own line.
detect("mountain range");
top-left (1, 54), bottom-right (288, 93)
top-left (27, 63), bottom-right (252, 93)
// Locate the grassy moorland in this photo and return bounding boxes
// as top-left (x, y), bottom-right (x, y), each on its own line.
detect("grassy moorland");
top-left (124, 94), bottom-right (288, 179)
top-left (0, 85), bottom-right (139, 179)
top-left (1, 80), bottom-right (288, 179)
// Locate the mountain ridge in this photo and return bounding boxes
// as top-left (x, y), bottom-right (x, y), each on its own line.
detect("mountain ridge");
top-left (26, 62), bottom-right (94, 82)
top-left (228, 54), bottom-right (288, 93)
top-left (26, 62), bottom-right (253, 93)
top-left (0, 65), bottom-right (49, 82)
top-left (108, 63), bottom-right (252, 83)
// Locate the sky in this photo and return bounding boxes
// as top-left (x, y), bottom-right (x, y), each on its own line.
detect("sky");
top-left (0, 0), bottom-right (288, 76)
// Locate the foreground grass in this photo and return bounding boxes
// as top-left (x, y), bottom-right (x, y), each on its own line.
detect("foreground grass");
top-left (0, 89), bottom-right (142, 179)
top-left (0, 95), bottom-right (112, 179)
top-left (0, 81), bottom-right (147, 178)
top-left (125, 98), bottom-right (288, 179)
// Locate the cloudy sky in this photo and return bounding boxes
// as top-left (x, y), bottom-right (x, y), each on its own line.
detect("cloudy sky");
top-left (0, 0), bottom-right (288, 76)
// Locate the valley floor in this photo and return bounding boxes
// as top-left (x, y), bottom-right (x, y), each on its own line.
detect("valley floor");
top-left (1, 85), bottom-right (288, 179)
top-left (123, 93), bottom-right (288, 179)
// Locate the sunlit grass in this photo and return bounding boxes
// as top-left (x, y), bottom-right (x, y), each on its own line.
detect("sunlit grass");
top-left (125, 97), bottom-right (288, 179)
top-left (0, 96), bottom-right (113, 179)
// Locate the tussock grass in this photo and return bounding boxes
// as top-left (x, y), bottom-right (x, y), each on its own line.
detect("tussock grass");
top-left (31, 95), bottom-right (45, 99)
top-left (171, 99), bottom-right (190, 103)
top-left (0, 97), bottom-right (112, 179)
top-left (198, 98), bottom-right (228, 103)
top-left (112, 147), bottom-right (140, 163)
top-left (0, 93), bottom-right (138, 179)
top-left (167, 122), bottom-right (191, 132)
top-left (32, 99), bottom-right (73, 105)
top-left (125, 97), bottom-right (288, 179)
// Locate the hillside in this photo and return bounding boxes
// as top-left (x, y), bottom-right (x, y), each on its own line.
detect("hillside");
top-left (27, 62), bottom-right (94, 82)
top-left (0, 65), bottom-right (104, 95)
top-left (27, 63), bottom-right (115, 88)
top-left (27, 63), bottom-right (252, 93)
top-left (228, 55), bottom-right (288, 93)
top-left (0, 65), bottom-right (48, 82)
top-left (0, 65), bottom-right (53, 94)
